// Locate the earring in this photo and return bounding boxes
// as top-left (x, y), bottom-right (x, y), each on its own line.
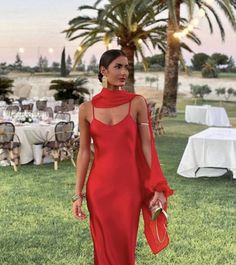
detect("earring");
top-left (102, 76), bottom-right (107, 88)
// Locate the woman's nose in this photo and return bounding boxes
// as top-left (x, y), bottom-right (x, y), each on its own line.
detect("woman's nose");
top-left (121, 67), bottom-right (128, 75)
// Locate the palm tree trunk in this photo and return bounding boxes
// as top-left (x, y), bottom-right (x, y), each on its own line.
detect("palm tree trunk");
top-left (122, 46), bottom-right (135, 93)
top-left (162, 1), bottom-right (181, 116)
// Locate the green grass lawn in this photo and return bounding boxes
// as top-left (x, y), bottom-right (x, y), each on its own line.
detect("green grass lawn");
top-left (0, 106), bottom-right (236, 265)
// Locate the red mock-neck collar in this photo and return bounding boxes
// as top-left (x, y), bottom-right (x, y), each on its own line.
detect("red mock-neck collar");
top-left (92, 87), bottom-right (136, 108)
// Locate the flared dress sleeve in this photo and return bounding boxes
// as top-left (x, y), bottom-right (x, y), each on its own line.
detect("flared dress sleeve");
top-left (135, 96), bottom-right (174, 254)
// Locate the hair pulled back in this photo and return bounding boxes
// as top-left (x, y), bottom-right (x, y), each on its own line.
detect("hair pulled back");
top-left (98, 49), bottom-right (127, 82)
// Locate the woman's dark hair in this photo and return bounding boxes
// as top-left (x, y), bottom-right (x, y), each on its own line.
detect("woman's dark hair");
top-left (98, 49), bottom-right (127, 82)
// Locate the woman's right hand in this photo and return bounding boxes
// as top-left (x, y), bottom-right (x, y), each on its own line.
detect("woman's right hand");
top-left (72, 198), bottom-right (87, 221)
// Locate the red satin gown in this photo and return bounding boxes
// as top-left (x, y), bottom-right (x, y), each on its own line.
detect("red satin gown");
top-left (86, 101), bottom-right (142, 265)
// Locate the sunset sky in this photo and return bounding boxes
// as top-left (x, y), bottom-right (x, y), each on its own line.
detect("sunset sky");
top-left (1, 0), bottom-right (236, 66)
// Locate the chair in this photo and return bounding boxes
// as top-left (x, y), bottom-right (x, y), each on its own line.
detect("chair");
top-left (21, 103), bottom-right (34, 112)
top-left (54, 105), bottom-right (63, 113)
top-left (67, 99), bottom-right (75, 111)
top-left (42, 121), bottom-right (75, 170)
top-left (150, 107), bottom-right (165, 136)
top-left (45, 107), bottom-right (54, 118)
top-left (147, 101), bottom-right (156, 114)
top-left (6, 105), bottom-right (20, 116)
top-left (61, 101), bottom-right (70, 112)
top-left (55, 112), bottom-right (71, 122)
top-left (69, 132), bottom-right (80, 155)
top-left (36, 100), bottom-right (47, 111)
top-left (0, 122), bottom-right (21, 171)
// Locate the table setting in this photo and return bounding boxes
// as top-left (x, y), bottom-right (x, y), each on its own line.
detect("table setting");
top-left (177, 127), bottom-right (236, 179)
top-left (185, 105), bottom-right (231, 127)
top-left (0, 108), bottom-right (79, 166)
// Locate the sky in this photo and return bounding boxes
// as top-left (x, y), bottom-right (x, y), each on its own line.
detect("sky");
top-left (0, 0), bottom-right (236, 66)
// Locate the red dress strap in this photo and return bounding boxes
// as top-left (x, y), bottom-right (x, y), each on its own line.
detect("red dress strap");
top-left (128, 100), bottom-right (132, 114)
top-left (92, 104), bottom-right (95, 119)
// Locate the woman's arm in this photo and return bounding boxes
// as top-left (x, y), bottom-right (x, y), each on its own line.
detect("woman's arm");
top-left (135, 96), bottom-right (152, 168)
top-left (73, 102), bottom-right (91, 220)
top-left (134, 96), bottom-right (152, 168)
top-left (135, 96), bottom-right (166, 207)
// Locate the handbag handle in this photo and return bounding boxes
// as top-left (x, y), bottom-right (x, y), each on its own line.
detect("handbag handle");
top-left (154, 202), bottom-right (168, 244)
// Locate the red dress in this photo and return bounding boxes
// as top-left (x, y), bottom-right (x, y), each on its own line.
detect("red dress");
top-left (86, 101), bottom-right (141, 265)
top-left (86, 88), bottom-right (173, 264)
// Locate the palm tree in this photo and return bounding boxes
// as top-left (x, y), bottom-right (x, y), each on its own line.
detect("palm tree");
top-left (64, 0), bottom-right (168, 92)
top-left (0, 77), bottom-right (14, 103)
top-left (162, 0), bottom-right (236, 115)
top-left (49, 77), bottom-right (90, 104)
top-left (201, 59), bottom-right (218, 78)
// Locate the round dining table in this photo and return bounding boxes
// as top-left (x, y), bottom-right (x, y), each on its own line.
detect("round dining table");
top-left (15, 122), bottom-right (55, 164)
top-left (0, 108), bottom-right (79, 166)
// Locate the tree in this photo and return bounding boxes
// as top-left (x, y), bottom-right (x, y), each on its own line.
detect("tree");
top-left (226, 56), bottom-right (235, 72)
top-left (162, 0), bottom-right (236, 115)
top-left (202, 58), bottom-right (218, 78)
top-left (49, 77), bottom-right (90, 104)
top-left (42, 56), bottom-right (48, 71)
top-left (87, 55), bottom-right (98, 73)
top-left (0, 62), bottom-right (9, 75)
top-left (64, 0), bottom-right (168, 92)
top-left (66, 55), bottom-right (72, 71)
top-left (145, 76), bottom-right (159, 89)
top-left (0, 77), bottom-right (14, 103)
top-left (146, 54), bottom-right (165, 68)
top-left (61, 47), bottom-right (68, 77)
top-left (211, 53), bottom-right (229, 67)
top-left (37, 56), bottom-right (48, 72)
top-left (216, 87), bottom-right (236, 101)
top-left (190, 84), bottom-right (212, 99)
top-left (77, 62), bottom-right (86, 72)
top-left (38, 56), bottom-right (43, 72)
top-left (51, 62), bottom-right (60, 72)
top-left (14, 53), bottom-right (23, 71)
top-left (216, 87), bottom-right (225, 97)
top-left (191, 53), bottom-right (210, 71)
top-left (162, 0), bottom-right (181, 116)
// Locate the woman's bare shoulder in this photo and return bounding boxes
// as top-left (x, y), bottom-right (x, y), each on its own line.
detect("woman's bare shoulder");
top-left (79, 101), bottom-right (92, 111)
top-left (132, 94), bottom-right (147, 108)
top-left (79, 101), bottom-right (93, 117)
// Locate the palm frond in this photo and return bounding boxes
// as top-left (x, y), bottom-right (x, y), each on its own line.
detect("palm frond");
top-left (183, 0), bottom-right (195, 20)
top-left (180, 42), bottom-right (195, 53)
top-left (215, 0), bottom-right (236, 30)
top-left (79, 5), bottom-right (100, 11)
top-left (72, 36), bottom-right (103, 69)
top-left (186, 31), bottom-right (201, 45)
top-left (202, 2), bottom-right (225, 40)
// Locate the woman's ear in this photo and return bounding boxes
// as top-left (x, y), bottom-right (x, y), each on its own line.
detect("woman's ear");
top-left (100, 66), bottom-right (107, 76)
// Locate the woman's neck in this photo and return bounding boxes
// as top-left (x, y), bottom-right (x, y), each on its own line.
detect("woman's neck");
top-left (106, 85), bottom-right (122, 91)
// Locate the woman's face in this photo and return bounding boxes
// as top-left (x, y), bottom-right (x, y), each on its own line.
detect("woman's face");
top-left (102, 55), bottom-right (129, 88)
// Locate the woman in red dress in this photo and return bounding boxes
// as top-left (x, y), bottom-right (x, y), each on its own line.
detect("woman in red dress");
top-left (72, 49), bottom-right (173, 265)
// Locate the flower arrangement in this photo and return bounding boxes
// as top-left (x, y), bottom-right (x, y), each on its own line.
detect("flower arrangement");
top-left (15, 113), bottom-right (33, 124)
top-left (20, 115), bottom-right (33, 123)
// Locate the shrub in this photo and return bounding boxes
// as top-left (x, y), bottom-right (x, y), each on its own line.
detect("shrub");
top-left (216, 87), bottom-right (236, 101)
top-left (0, 77), bottom-right (14, 103)
top-left (201, 59), bottom-right (218, 78)
top-left (190, 84), bottom-right (212, 99)
top-left (49, 77), bottom-right (90, 104)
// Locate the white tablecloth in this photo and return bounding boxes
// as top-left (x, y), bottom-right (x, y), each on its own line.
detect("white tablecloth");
top-left (185, 105), bottom-right (231, 127)
top-left (15, 123), bottom-right (55, 164)
top-left (177, 128), bottom-right (236, 179)
top-left (0, 108), bottom-right (79, 165)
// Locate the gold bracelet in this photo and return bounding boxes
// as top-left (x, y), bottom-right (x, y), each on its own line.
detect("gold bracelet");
top-left (72, 193), bottom-right (86, 202)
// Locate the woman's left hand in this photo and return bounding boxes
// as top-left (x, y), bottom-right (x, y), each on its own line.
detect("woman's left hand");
top-left (149, 191), bottom-right (166, 209)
